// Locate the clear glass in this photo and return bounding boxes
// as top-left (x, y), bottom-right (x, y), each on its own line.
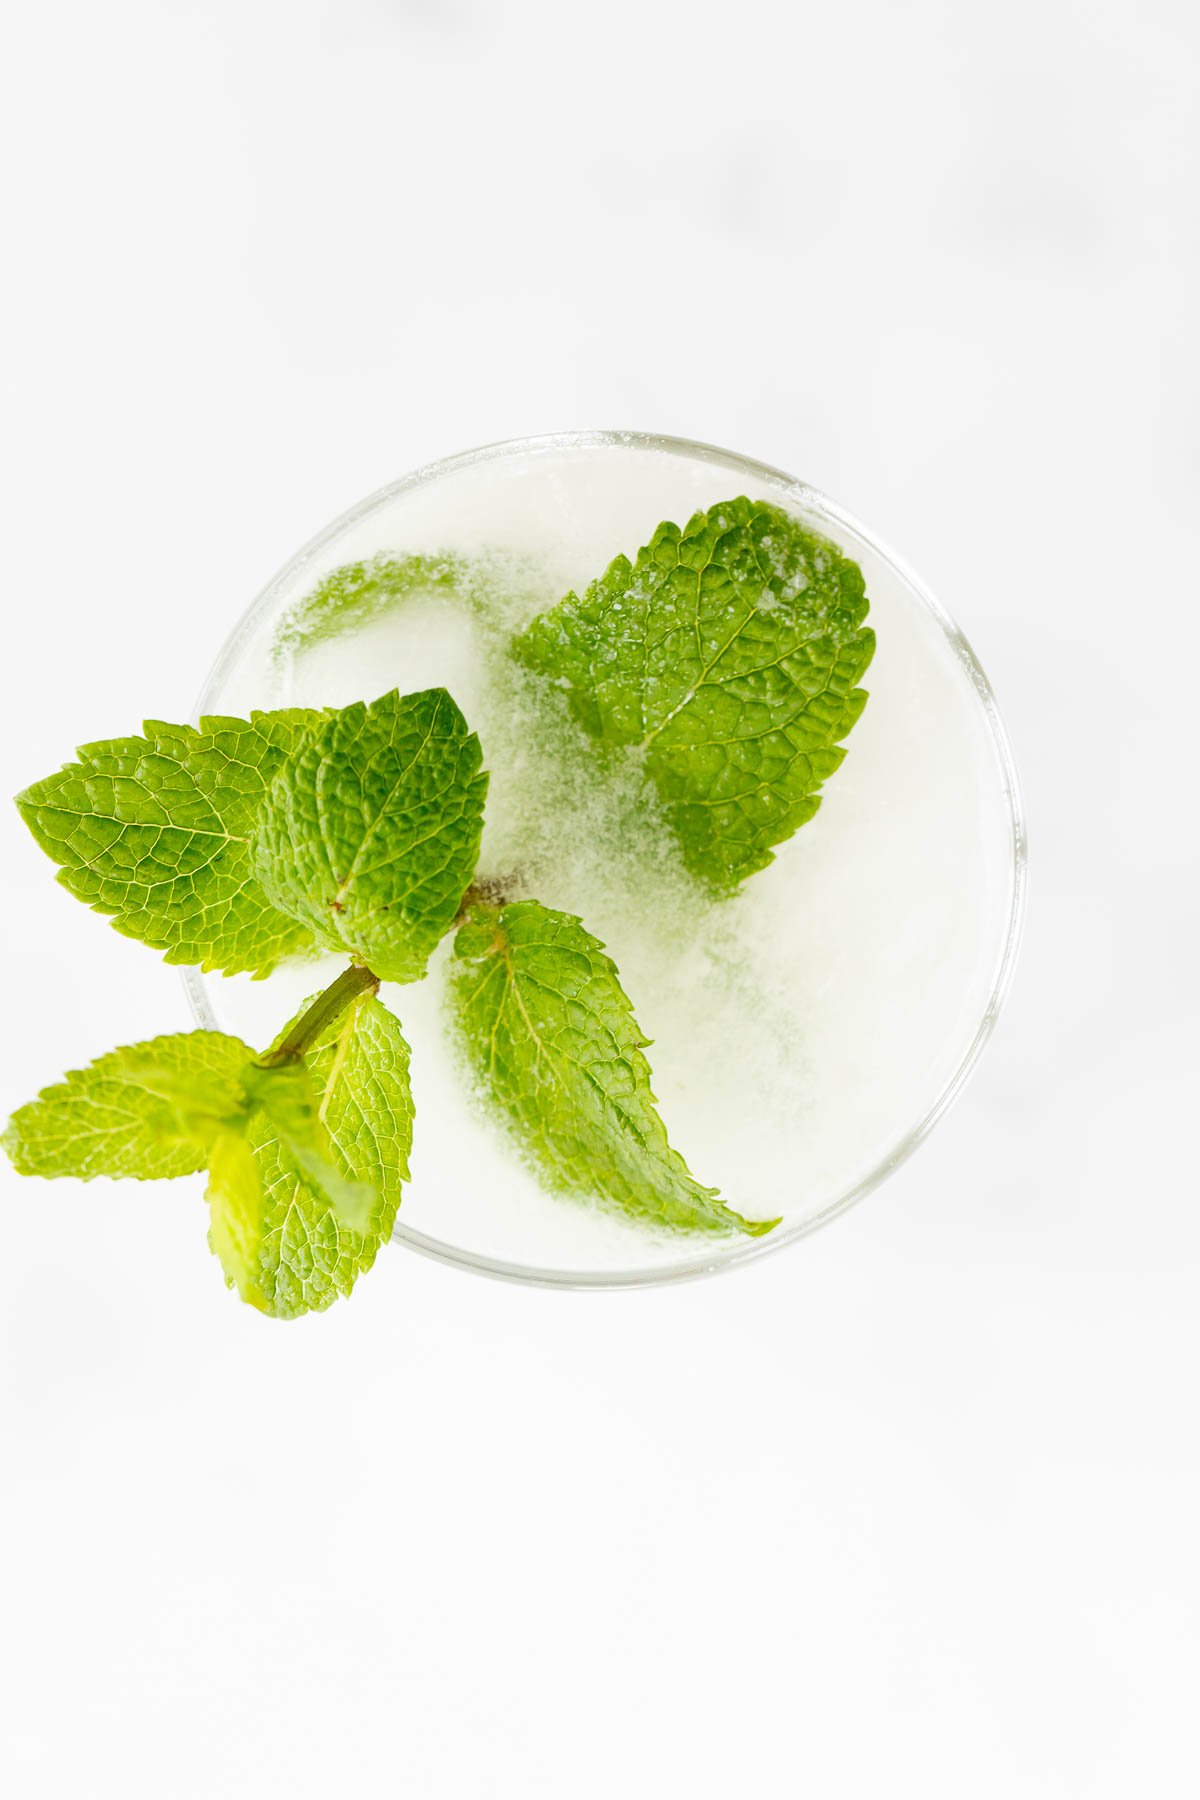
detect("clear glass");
top-left (185, 431), bottom-right (1027, 1288)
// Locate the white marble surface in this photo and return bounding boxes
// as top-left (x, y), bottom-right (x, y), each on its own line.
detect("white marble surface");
top-left (1, 3), bottom-right (1196, 1795)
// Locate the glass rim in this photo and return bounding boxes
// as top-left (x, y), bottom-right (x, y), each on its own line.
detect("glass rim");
top-left (184, 428), bottom-right (1029, 1291)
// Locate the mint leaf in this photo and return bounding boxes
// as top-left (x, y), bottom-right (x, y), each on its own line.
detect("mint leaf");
top-left (512, 497), bottom-right (875, 891)
top-left (276, 554), bottom-right (472, 658)
top-left (206, 1128), bottom-right (270, 1309)
top-left (450, 898), bottom-right (778, 1239)
top-left (271, 549), bottom-right (557, 663)
top-left (16, 711), bottom-right (325, 975)
top-left (281, 994), bottom-right (413, 1226)
top-left (225, 995), bottom-right (413, 1318)
top-left (1, 1032), bottom-right (252, 1180)
top-left (241, 1059), bottom-right (374, 1233)
top-left (252, 689), bottom-right (487, 984)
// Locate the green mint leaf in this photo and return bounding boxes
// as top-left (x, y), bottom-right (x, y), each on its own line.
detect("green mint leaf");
top-left (220, 995), bottom-right (414, 1318)
top-left (1, 1032), bottom-right (252, 1180)
top-left (16, 711), bottom-right (325, 975)
top-left (206, 1128), bottom-right (270, 1308)
top-left (270, 548), bottom-right (557, 664)
top-left (512, 497), bottom-right (875, 891)
top-left (252, 688), bottom-right (488, 984)
top-left (241, 1059), bottom-right (375, 1234)
top-left (276, 554), bottom-right (471, 658)
top-left (281, 994), bottom-right (413, 1228)
top-left (450, 898), bottom-right (778, 1239)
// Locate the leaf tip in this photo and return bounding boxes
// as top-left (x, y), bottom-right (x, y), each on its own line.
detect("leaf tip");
top-left (740, 1213), bottom-right (783, 1239)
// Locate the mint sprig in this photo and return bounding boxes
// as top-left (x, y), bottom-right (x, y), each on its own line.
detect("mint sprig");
top-left (5, 690), bottom-right (437, 1317)
top-left (1, 998), bottom-right (407, 1319)
top-left (513, 497), bottom-right (874, 890)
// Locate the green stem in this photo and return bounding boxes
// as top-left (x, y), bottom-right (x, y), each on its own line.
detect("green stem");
top-left (258, 963), bottom-right (380, 1066)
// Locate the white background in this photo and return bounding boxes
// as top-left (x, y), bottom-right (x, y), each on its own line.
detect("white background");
top-left (1, 3), bottom-right (1197, 1795)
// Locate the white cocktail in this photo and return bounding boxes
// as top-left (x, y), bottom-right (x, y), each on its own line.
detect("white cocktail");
top-left (187, 433), bottom-right (1024, 1284)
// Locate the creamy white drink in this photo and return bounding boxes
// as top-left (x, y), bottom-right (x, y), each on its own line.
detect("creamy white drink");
top-left (188, 434), bottom-right (1023, 1283)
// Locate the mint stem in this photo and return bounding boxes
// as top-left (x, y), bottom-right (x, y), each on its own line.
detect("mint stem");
top-left (258, 963), bottom-right (380, 1066)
